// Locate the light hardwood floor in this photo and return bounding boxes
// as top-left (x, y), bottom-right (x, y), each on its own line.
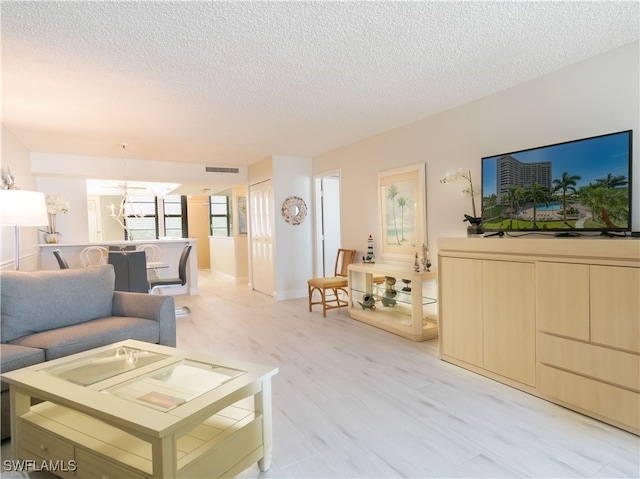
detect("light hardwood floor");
top-left (3, 270), bottom-right (639, 478)
top-left (183, 271), bottom-right (639, 478)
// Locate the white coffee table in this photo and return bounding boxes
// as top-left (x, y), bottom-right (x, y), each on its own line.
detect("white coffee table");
top-left (2, 340), bottom-right (278, 478)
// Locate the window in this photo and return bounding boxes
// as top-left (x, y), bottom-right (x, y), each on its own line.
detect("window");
top-left (163, 195), bottom-right (187, 238)
top-left (210, 195), bottom-right (231, 236)
top-left (120, 195), bottom-right (187, 240)
top-left (124, 196), bottom-right (157, 240)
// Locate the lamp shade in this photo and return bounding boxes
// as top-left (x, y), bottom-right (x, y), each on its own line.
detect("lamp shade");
top-left (0, 190), bottom-right (48, 226)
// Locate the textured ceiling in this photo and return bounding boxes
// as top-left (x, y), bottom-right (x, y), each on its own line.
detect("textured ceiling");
top-left (2, 1), bottom-right (639, 167)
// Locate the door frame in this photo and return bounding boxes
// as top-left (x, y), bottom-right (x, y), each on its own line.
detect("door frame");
top-left (313, 169), bottom-right (342, 278)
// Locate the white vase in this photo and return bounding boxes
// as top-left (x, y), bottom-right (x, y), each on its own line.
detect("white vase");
top-left (45, 232), bottom-right (60, 244)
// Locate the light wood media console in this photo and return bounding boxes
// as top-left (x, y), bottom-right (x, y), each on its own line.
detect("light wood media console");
top-left (438, 237), bottom-right (639, 435)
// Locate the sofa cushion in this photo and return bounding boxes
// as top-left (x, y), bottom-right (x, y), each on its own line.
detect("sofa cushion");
top-left (1, 265), bottom-right (115, 343)
top-left (9, 316), bottom-right (160, 361)
top-left (0, 344), bottom-right (45, 393)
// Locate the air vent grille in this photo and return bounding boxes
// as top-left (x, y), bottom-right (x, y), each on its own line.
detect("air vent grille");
top-left (205, 167), bottom-right (240, 173)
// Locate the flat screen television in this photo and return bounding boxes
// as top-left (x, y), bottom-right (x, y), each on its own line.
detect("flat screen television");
top-left (481, 130), bottom-right (633, 235)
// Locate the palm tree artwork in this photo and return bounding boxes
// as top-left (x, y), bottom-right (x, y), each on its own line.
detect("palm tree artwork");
top-left (383, 181), bottom-right (415, 248)
top-left (397, 194), bottom-right (408, 242)
top-left (386, 184), bottom-right (401, 246)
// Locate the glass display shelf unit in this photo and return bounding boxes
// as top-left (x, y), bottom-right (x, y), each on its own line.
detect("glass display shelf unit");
top-left (347, 263), bottom-right (438, 341)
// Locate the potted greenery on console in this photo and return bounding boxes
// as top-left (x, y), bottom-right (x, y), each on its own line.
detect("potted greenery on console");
top-left (440, 168), bottom-right (483, 236)
top-left (43, 194), bottom-right (69, 243)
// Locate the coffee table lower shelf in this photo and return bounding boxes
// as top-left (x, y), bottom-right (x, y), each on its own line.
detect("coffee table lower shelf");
top-left (19, 399), bottom-right (263, 479)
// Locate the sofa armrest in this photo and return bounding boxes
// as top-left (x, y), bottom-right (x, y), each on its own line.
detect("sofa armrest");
top-left (112, 292), bottom-right (176, 347)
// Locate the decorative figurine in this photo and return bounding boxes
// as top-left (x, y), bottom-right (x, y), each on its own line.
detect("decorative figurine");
top-left (358, 293), bottom-right (376, 310)
top-left (1, 167), bottom-right (17, 190)
top-left (421, 244), bottom-right (432, 272)
top-left (381, 295), bottom-right (397, 307)
top-left (414, 252), bottom-right (420, 272)
top-left (363, 234), bottom-right (375, 263)
top-left (384, 276), bottom-right (397, 296)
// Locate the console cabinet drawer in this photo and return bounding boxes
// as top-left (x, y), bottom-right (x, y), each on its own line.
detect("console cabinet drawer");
top-left (19, 420), bottom-right (74, 465)
top-left (538, 333), bottom-right (640, 391)
top-left (75, 448), bottom-right (147, 479)
top-left (538, 364), bottom-right (640, 433)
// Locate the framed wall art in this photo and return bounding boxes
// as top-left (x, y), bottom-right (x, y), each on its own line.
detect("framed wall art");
top-left (237, 195), bottom-right (248, 235)
top-left (378, 162), bottom-right (427, 261)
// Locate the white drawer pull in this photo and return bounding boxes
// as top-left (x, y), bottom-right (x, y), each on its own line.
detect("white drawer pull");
top-left (39, 444), bottom-right (48, 452)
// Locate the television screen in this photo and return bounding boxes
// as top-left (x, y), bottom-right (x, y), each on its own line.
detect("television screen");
top-left (481, 130), bottom-right (633, 234)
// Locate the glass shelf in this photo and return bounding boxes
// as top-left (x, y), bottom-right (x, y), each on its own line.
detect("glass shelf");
top-left (351, 283), bottom-right (436, 307)
top-left (40, 346), bottom-right (169, 386)
top-left (102, 359), bottom-right (246, 411)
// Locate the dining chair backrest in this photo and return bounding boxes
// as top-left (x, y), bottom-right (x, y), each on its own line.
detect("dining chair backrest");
top-left (109, 245), bottom-right (136, 252)
top-left (80, 246), bottom-right (109, 267)
top-left (148, 245), bottom-right (192, 292)
top-left (137, 244), bottom-right (162, 262)
top-left (176, 245), bottom-right (192, 286)
top-left (108, 250), bottom-right (148, 293)
top-left (53, 249), bottom-right (70, 269)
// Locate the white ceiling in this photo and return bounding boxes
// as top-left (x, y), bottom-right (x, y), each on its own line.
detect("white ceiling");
top-left (2, 1), bottom-right (639, 168)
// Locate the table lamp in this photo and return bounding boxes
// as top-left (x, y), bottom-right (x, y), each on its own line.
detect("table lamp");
top-left (0, 190), bottom-right (48, 270)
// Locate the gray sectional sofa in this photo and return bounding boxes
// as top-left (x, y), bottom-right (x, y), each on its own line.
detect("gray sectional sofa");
top-left (0, 264), bottom-right (176, 439)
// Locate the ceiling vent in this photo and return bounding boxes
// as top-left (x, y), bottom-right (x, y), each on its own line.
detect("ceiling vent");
top-left (205, 167), bottom-right (240, 173)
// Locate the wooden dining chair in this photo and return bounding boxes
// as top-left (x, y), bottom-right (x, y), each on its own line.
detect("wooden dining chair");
top-left (307, 248), bottom-right (357, 317)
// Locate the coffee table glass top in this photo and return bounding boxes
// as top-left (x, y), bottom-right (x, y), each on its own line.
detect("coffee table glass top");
top-left (39, 344), bottom-right (247, 411)
top-left (103, 359), bottom-right (246, 411)
top-left (40, 346), bottom-right (169, 386)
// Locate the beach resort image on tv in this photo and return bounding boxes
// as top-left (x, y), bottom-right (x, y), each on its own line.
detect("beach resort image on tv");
top-left (481, 130), bottom-right (632, 232)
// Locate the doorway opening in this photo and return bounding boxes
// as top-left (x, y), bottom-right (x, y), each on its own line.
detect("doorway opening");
top-left (313, 171), bottom-right (341, 277)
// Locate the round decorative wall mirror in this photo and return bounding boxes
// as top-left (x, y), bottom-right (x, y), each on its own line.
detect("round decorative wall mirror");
top-left (281, 196), bottom-right (307, 225)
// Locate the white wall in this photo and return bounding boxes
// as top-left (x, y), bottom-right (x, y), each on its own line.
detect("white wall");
top-left (1, 126), bottom-right (41, 269)
top-left (272, 155), bottom-right (313, 300)
top-left (313, 41), bottom-right (640, 259)
top-left (245, 155), bottom-right (312, 299)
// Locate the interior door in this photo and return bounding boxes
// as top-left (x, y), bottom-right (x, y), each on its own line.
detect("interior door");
top-left (187, 195), bottom-right (211, 269)
top-left (249, 180), bottom-right (275, 295)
